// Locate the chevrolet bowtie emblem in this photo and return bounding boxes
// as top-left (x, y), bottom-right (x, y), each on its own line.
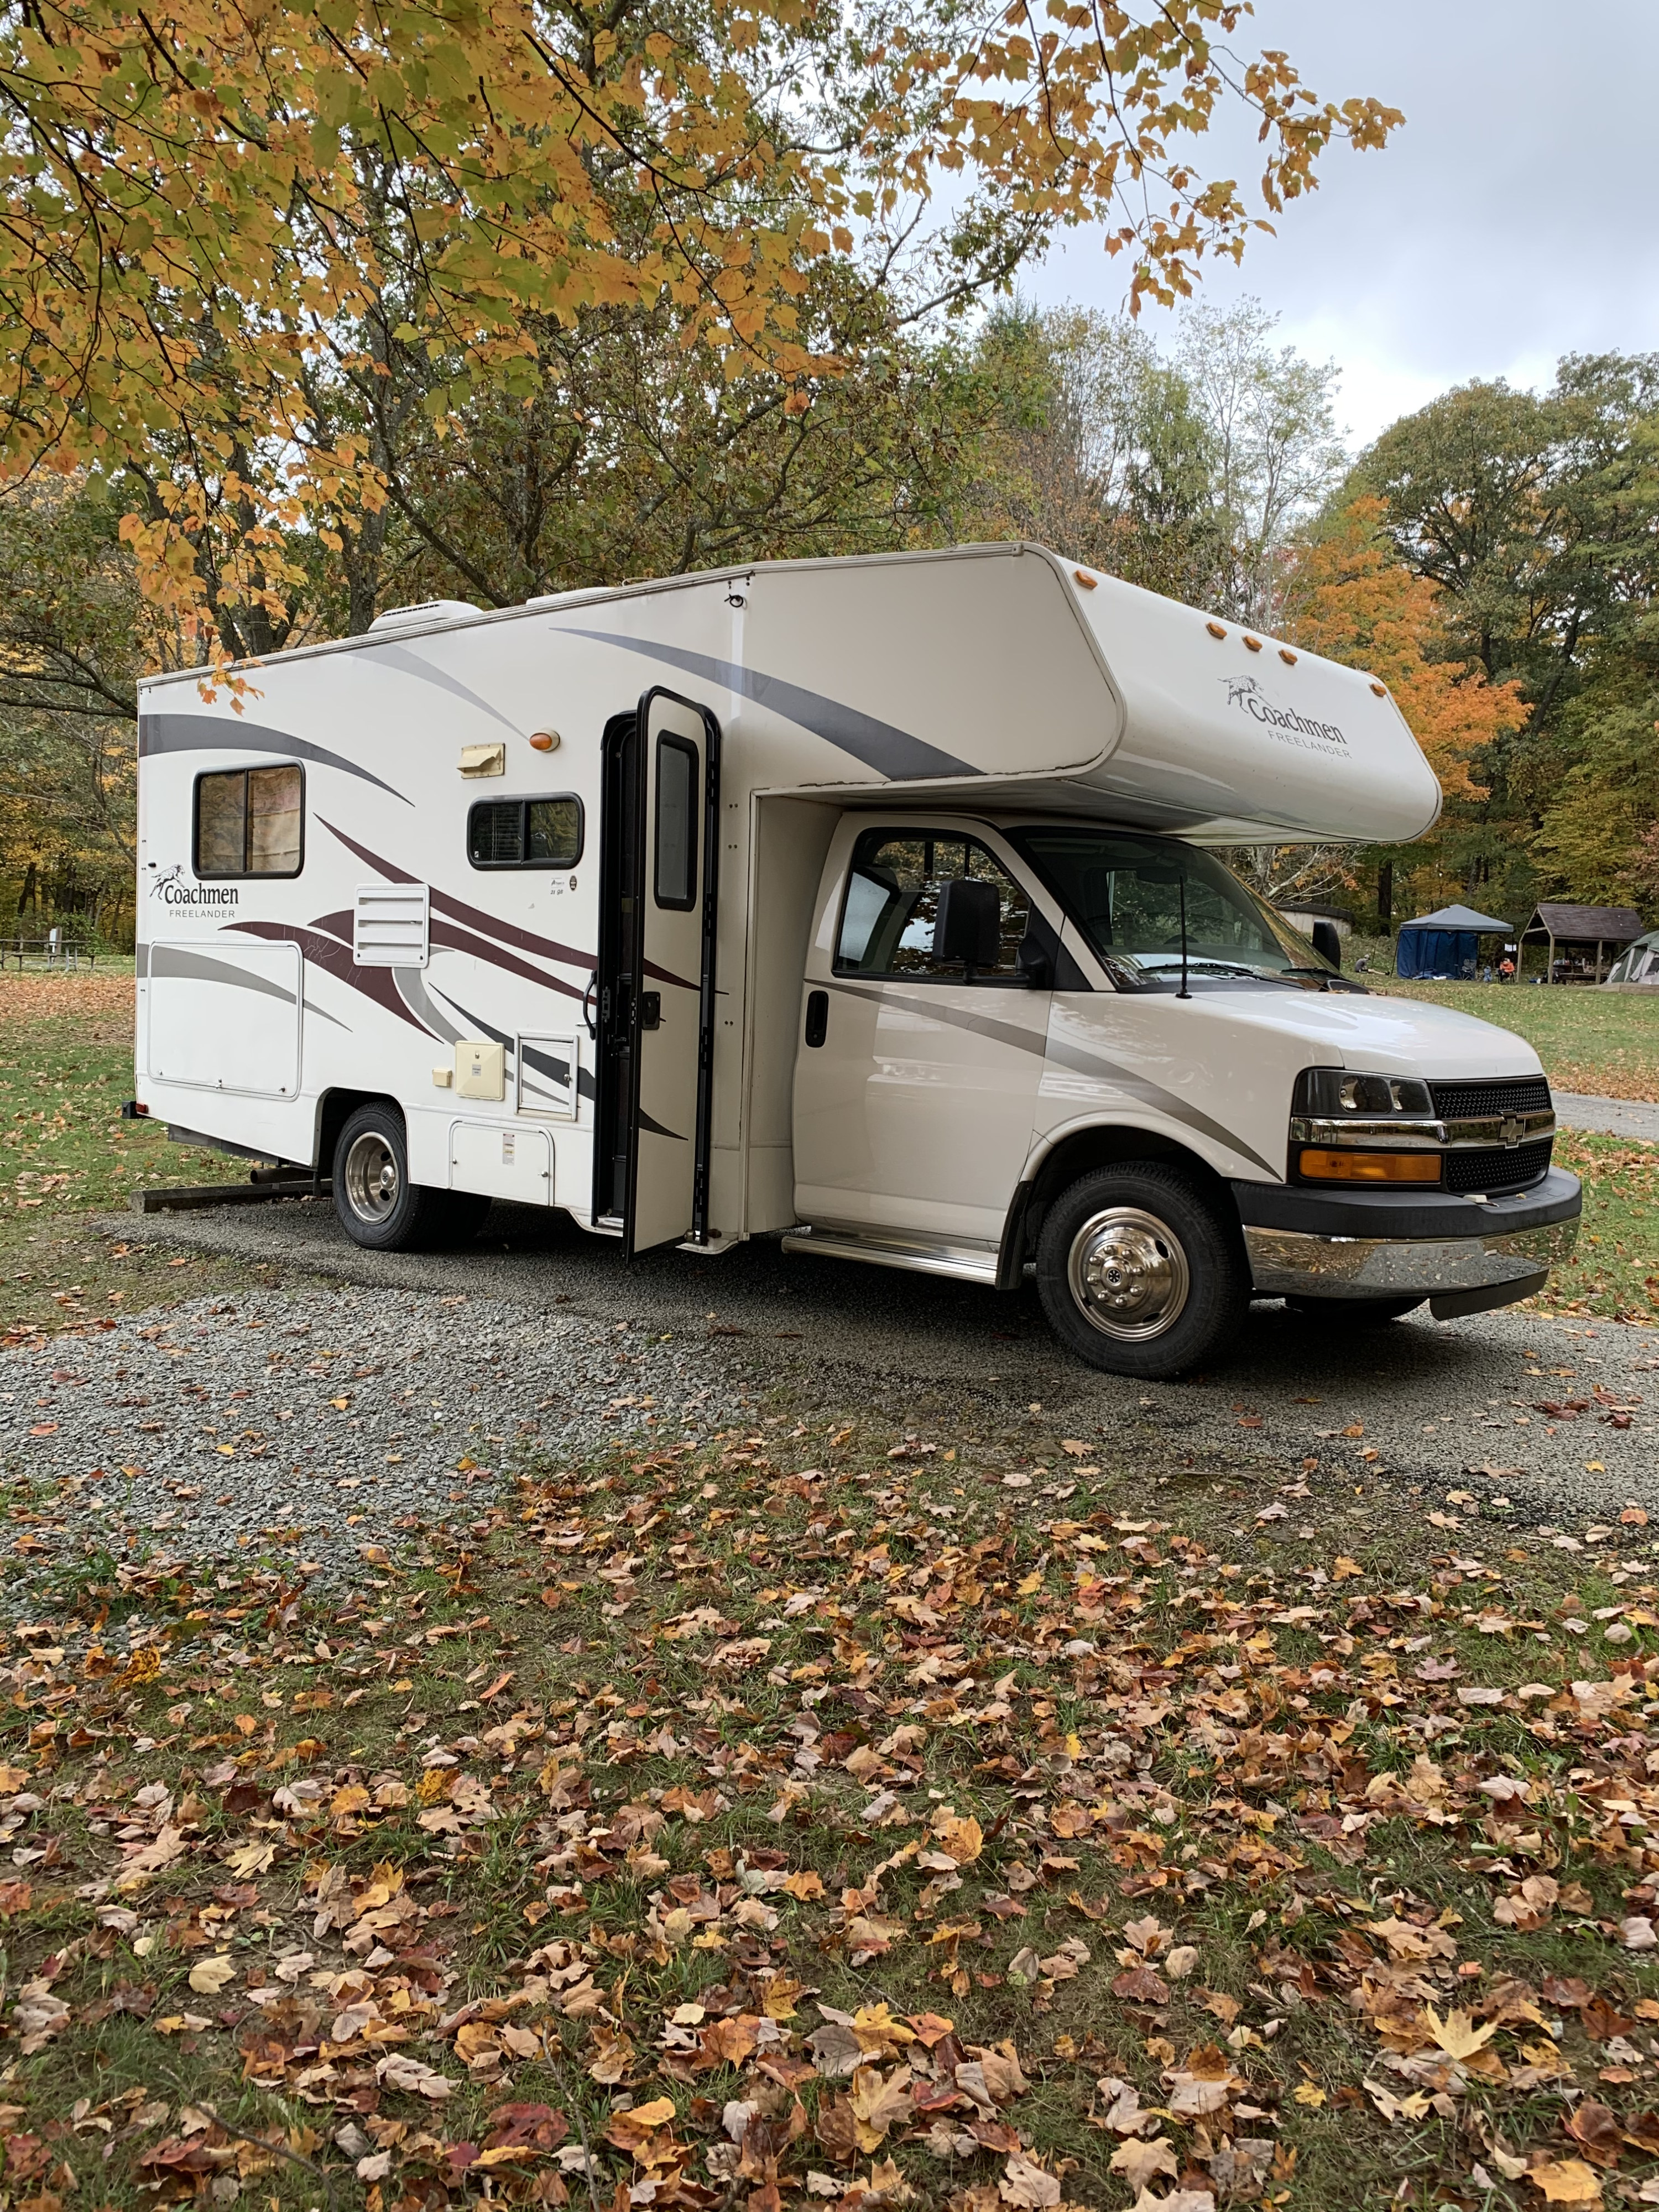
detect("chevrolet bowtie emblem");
top-left (1500, 1115), bottom-right (1524, 1146)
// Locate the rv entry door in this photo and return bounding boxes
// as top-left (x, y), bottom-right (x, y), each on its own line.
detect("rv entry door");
top-left (594, 689), bottom-right (721, 1256)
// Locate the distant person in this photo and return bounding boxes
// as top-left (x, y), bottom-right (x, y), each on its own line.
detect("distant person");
top-left (1498, 956), bottom-right (1515, 983)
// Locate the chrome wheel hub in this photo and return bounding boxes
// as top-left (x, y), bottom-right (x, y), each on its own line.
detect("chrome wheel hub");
top-left (1067, 1206), bottom-right (1190, 1340)
top-left (343, 1131), bottom-right (399, 1224)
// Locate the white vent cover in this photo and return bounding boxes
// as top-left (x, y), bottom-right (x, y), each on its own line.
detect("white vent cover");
top-left (354, 883), bottom-right (429, 968)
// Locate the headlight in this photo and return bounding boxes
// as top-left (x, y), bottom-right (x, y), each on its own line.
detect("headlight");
top-left (1295, 1068), bottom-right (1433, 1117)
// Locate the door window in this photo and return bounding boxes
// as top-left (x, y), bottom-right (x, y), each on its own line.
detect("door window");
top-left (194, 764), bottom-right (303, 878)
top-left (654, 734), bottom-right (698, 909)
top-left (834, 828), bottom-right (1030, 981)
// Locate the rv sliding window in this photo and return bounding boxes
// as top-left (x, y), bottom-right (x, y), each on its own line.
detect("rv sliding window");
top-left (467, 797), bottom-right (584, 870)
top-left (194, 764), bottom-right (304, 879)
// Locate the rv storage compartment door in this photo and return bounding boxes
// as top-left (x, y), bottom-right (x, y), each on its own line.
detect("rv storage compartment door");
top-left (144, 940), bottom-right (302, 1098)
top-left (450, 1120), bottom-right (552, 1204)
top-left (626, 689), bottom-right (720, 1256)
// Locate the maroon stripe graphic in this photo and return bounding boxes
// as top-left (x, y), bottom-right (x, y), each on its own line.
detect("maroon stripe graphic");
top-left (430, 918), bottom-right (583, 1002)
top-left (319, 814), bottom-right (700, 994)
top-left (321, 818), bottom-right (420, 886)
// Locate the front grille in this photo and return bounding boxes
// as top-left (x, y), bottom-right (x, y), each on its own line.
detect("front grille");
top-left (1431, 1076), bottom-right (1552, 1121)
top-left (1443, 1136), bottom-right (1554, 1194)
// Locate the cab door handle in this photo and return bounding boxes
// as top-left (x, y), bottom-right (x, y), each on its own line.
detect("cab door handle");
top-left (804, 989), bottom-right (828, 1048)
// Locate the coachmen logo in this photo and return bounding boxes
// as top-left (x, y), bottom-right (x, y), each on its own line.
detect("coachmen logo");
top-left (149, 865), bottom-right (238, 909)
top-left (1221, 674), bottom-right (1348, 751)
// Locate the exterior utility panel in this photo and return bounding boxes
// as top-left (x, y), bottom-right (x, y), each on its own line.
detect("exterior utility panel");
top-left (132, 542), bottom-right (1574, 1379)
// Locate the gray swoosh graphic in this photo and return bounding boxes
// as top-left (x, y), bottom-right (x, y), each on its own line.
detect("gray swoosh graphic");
top-left (416, 976), bottom-right (599, 1107)
top-left (831, 980), bottom-right (1277, 1177)
top-left (560, 628), bottom-right (976, 782)
top-left (149, 941), bottom-right (349, 1031)
top-left (365, 641), bottom-right (521, 737)
top-left (138, 713), bottom-right (410, 803)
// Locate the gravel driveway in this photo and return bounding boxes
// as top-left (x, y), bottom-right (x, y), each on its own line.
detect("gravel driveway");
top-left (0, 1277), bottom-right (749, 1614)
top-left (78, 1193), bottom-right (1659, 1531)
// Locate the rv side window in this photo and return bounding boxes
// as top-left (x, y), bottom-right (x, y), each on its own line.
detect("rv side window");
top-left (467, 797), bottom-right (583, 870)
top-left (654, 735), bottom-right (698, 910)
top-left (834, 828), bottom-right (1030, 982)
top-left (194, 764), bottom-right (304, 879)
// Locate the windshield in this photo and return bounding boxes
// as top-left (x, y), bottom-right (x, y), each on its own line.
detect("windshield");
top-left (1009, 826), bottom-right (1336, 992)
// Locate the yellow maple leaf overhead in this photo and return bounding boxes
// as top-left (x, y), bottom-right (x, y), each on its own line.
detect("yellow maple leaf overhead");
top-left (0, 3), bottom-right (1397, 646)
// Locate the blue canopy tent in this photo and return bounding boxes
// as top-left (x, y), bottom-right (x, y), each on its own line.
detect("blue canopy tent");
top-left (1394, 904), bottom-right (1512, 980)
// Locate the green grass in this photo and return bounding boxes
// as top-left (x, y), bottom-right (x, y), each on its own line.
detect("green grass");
top-left (0, 973), bottom-right (288, 1339)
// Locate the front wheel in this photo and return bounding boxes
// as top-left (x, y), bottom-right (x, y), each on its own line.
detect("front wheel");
top-left (1284, 1295), bottom-right (1423, 1324)
top-left (1035, 1164), bottom-right (1249, 1379)
top-left (333, 1102), bottom-right (467, 1253)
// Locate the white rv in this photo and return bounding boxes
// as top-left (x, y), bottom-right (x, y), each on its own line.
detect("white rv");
top-left (130, 544), bottom-right (1579, 1378)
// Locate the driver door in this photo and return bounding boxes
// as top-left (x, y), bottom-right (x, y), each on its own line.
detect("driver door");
top-left (792, 824), bottom-right (1050, 1244)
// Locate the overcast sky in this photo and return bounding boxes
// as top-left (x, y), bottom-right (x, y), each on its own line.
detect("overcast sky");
top-left (1027, 0), bottom-right (1659, 450)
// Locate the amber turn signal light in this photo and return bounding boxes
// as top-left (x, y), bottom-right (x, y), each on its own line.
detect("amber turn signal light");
top-left (1298, 1147), bottom-right (1441, 1185)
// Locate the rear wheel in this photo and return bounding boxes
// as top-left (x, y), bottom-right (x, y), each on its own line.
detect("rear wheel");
top-left (1035, 1164), bottom-right (1249, 1379)
top-left (333, 1102), bottom-right (467, 1253)
top-left (1284, 1295), bottom-right (1423, 1324)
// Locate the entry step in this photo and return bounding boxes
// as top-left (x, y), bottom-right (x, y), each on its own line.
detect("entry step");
top-left (781, 1224), bottom-right (999, 1285)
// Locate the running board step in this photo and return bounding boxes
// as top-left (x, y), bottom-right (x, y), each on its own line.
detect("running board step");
top-left (781, 1225), bottom-right (999, 1285)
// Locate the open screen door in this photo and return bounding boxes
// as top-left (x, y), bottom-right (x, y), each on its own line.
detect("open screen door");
top-left (597, 687), bottom-right (721, 1257)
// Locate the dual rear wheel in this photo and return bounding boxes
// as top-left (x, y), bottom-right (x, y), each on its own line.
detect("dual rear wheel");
top-left (332, 1102), bottom-right (490, 1252)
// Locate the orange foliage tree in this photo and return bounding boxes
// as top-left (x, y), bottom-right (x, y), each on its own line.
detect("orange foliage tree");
top-left (1284, 498), bottom-right (1523, 805)
top-left (0, 3), bottom-right (1400, 654)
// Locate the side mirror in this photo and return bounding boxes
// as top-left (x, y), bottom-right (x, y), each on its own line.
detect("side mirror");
top-left (1016, 937), bottom-right (1053, 990)
top-left (1310, 918), bottom-right (1342, 971)
top-left (934, 878), bottom-right (1001, 971)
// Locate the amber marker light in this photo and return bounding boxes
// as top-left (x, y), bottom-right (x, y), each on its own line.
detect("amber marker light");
top-left (1298, 1148), bottom-right (1441, 1185)
top-left (529, 730), bottom-right (561, 752)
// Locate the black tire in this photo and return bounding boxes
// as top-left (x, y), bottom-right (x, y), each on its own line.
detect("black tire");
top-left (1284, 1295), bottom-right (1423, 1324)
top-left (1035, 1163), bottom-right (1249, 1379)
top-left (332, 1102), bottom-right (462, 1253)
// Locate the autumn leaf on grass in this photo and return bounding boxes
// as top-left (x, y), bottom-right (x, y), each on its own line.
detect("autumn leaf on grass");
top-left (999, 2153), bottom-right (1061, 2208)
top-left (1563, 2100), bottom-right (1624, 2169)
top-left (186, 1954), bottom-right (236, 1996)
top-left (1109, 2136), bottom-right (1177, 2188)
top-left (929, 1804), bottom-right (983, 1863)
top-left (1423, 2005), bottom-right (1498, 2063)
top-left (606, 2099), bottom-right (678, 2160)
top-left (1112, 1963), bottom-right (1170, 2005)
top-left (225, 1839), bottom-right (275, 1877)
top-left (1526, 2159), bottom-right (1603, 2206)
top-left (376, 2053), bottom-right (453, 2101)
top-left (1122, 1914), bottom-right (1171, 1956)
top-left (848, 2066), bottom-right (912, 2152)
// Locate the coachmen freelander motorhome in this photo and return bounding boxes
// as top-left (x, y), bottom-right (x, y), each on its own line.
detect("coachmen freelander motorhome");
top-left (129, 543), bottom-right (1580, 1379)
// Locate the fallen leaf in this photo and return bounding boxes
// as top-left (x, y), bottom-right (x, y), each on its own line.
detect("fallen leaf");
top-left (1526, 2159), bottom-right (1603, 2206)
top-left (999, 2152), bottom-right (1061, 2208)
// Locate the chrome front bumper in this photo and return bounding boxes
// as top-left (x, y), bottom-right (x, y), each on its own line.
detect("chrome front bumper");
top-left (1244, 1215), bottom-right (1578, 1317)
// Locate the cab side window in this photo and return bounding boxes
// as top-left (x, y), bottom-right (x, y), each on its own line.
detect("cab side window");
top-left (195, 764), bottom-right (303, 878)
top-left (834, 828), bottom-right (1030, 981)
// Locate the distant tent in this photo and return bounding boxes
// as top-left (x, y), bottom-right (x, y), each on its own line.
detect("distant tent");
top-left (1605, 928), bottom-right (1659, 987)
top-left (1395, 904), bottom-right (1512, 980)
